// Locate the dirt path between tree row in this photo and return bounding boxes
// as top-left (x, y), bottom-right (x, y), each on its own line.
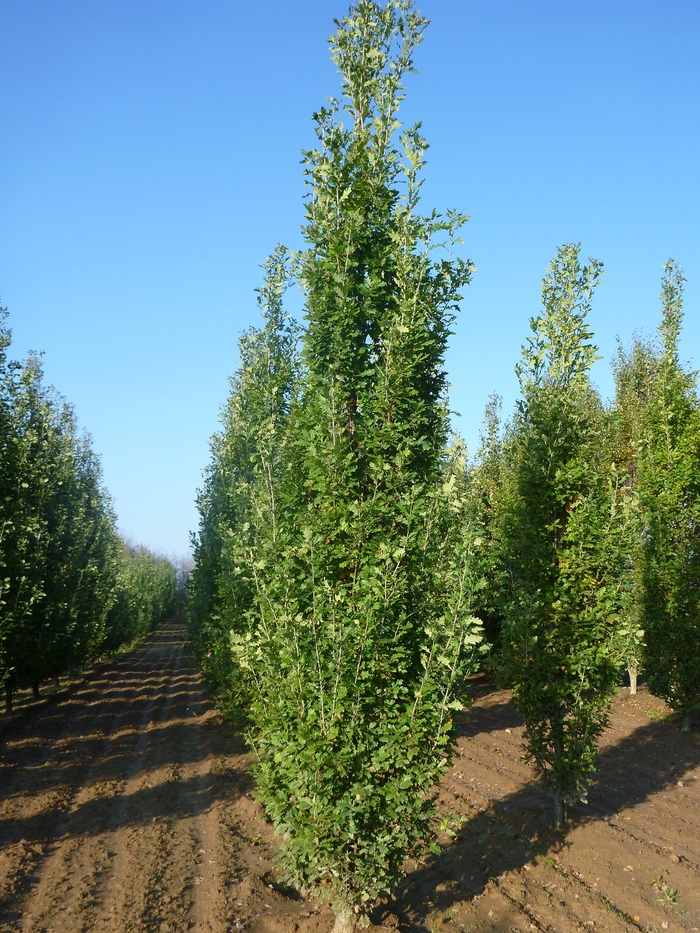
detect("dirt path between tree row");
top-left (1, 620), bottom-right (699, 933)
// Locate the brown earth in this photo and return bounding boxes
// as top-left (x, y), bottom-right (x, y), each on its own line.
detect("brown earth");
top-left (1, 620), bottom-right (699, 933)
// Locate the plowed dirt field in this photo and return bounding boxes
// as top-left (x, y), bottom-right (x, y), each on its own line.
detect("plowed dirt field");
top-left (1, 620), bottom-right (699, 933)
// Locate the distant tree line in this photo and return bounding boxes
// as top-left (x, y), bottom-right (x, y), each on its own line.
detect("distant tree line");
top-left (187, 0), bottom-right (699, 927)
top-left (0, 308), bottom-right (177, 713)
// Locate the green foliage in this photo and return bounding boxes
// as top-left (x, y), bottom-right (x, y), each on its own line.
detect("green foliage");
top-left (637, 261), bottom-right (700, 728)
top-left (498, 244), bottom-right (631, 823)
top-left (0, 306), bottom-right (175, 707)
top-left (187, 0), bottom-right (700, 906)
top-left (609, 333), bottom-right (661, 690)
top-left (1, 352), bottom-right (83, 695)
top-left (105, 541), bottom-right (177, 652)
top-left (611, 333), bottom-right (660, 473)
top-left (187, 245), bottom-right (299, 713)
top-left (0, 307), bottom-right (20, 690)
top-left (465, 394), bottom-right (506, 654)
top-left (219, 1), bottom-right (484, 922)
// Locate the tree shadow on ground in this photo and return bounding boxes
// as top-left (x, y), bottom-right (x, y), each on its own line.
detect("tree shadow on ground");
top-left (377, 690), bottom-right (700, 930)
top-left (0, 623), bottom-right (253, 852)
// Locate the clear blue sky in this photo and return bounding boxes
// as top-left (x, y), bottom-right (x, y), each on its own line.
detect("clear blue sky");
top-left (1, 1), bottom-right (698, 557)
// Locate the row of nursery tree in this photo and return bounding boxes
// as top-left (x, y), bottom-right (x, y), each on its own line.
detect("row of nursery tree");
top-left (0, 308), bottom-right (178, 713)
top-left (188, 1), bottom-right (699, 928)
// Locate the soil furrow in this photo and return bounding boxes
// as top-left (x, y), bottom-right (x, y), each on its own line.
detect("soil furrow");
top-left (2, 633), bottom-right (700, 932)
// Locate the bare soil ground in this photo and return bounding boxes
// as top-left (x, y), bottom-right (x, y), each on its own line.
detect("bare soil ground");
top-left (1, 620), bottom-right (699, 933)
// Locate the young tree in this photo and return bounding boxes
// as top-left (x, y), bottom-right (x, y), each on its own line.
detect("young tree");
top-left (0, 305), bottom-right (173, 704)
top-left (0, 352), bottom-right (123, 704)
top-left (0, 353), bottom-right (58, 710)
top-left (499, 244), bottom-right (631, 826)
top-left (19, 394), bottom-right (84, 694)
top-left (609, 334), bottom-right (660, 693)
top-left (105, 542), bottom-right (176, 651)
top-left (188, 245), bottom-right (298, 709)
top-left (44, 434), bottom-right (121, 676)
top-left (0, 307), bottom-right (17, 693)
top-left (637, 261), bottom-right (700, 731)
top-left (233, 3), bottom-right (483, 926)
top-left (466, 394), bottom-right (506, 653)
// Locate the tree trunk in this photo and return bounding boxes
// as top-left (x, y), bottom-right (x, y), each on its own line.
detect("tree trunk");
top-left (552, 718), bottom-right (567, 827)
top-left (32, 682), bottom-right (40, 699)
top-left (53, 675), bottom-right (60, 689)
top-left (553, 789), bottom-right (566, 828)
top-left (628, 665), bottom-right (638, 695)
top-left (332, 910), bottom-right (357, 933)
top-left (5, 686), bottom-right (12, 714)
top-left (681, 709), bottom-right (691, 732)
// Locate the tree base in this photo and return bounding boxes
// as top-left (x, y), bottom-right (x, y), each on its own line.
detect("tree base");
top-left (553, 791), bottom-right (568, 828)
top-left (628, 667), bottom-right (638, 695)
top-left (681, 710), bottom-right (691, 732)
top-left (333, 912), bottom-right (357, 933)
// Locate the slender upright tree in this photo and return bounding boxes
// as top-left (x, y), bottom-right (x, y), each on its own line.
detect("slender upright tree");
top-left (637, 261), bottom-right (700, 731)
top-left (188, 245), bottom-right (299, 709)
top-left (0, 307), bottom-right (17, 692)
top-left (0, 308), bottom-right (172, 704)
top-left (609, 333), bottom-right (660, 693)
top-left (232, 2), bottom-right (483, 926)
top-left (1, 354), bottom-right (58, 709)
top-left (45, 435), bottom-right (121, 676)
top-left (499, 244), bottom-right (631, 825)
top-left (466, 394), bottom-right (506, 653)
top-left (1, 354), bottom-right (128, 703)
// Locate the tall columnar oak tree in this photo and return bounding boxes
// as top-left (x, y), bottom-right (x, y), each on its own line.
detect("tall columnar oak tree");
top-left (57, 437), bottom-right (122, 669)
top-left (0, 308), bottom-right (16, 691)
top-left (0, 307), bottom-right (175, 707)
top-left (466, 394), bottom-right (506, 653)
top-left (18, 396), bottom-right (120, 690)
top-left (638, 262), bottom-right (700, 732)
top-left (1, 353), bottom-right (66, 707)
top-left (232, 2), bottom-right (483, 926)
top-left (499, 244), bottom-right (631, 826)
top-left (610, 334), bottom-right (661, 694)
top-left (188, 246), bottom-right (299, 712)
